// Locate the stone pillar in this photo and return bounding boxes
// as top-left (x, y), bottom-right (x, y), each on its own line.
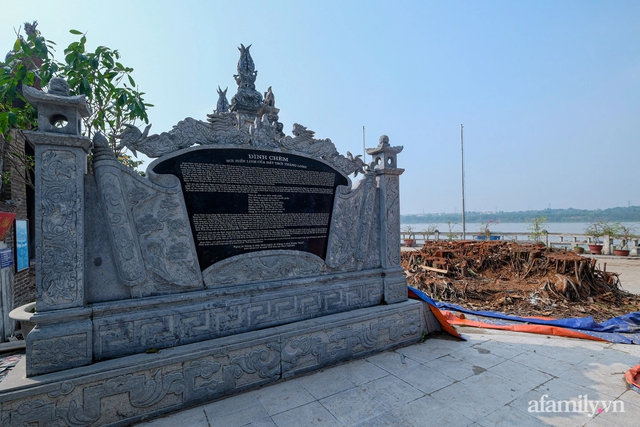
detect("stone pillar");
top-left (603, 234), bottom-right (612, 255)
top-left (367, 135), bottom-right (407, 304)
top-left (22, 78), bottom-right (93, 375)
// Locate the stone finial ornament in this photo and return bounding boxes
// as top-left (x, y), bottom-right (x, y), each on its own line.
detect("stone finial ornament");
top-left (264, 86), bottom-right (275, 107)
top-left (22, 77), bottom-right (90, 136)
top-left (366, 134), bottom-right (403, 170)
top-left (234, 43), bottom-right (257, 89)
top-left (231, 44), bottom-right (263, 113)
top-left (48, 77), bottom-right (70, 96)
top-left (215, 86), bottom-right (229, 113)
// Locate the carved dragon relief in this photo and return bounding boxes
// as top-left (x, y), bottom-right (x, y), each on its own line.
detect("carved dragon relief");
top-left (39, 149), bottom-right (82, 307)
top-left (114, 115), bottom-right (251, 158)
top-left (115, 120), bottom-right (366, 177)
top-left (92, 133), bottom-right (203, 297)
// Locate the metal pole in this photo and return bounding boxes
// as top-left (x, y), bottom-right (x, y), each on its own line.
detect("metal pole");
top-left (461, 124), bottom-right (466, 240)
top-left (362, 126), bottom-right (366, 160)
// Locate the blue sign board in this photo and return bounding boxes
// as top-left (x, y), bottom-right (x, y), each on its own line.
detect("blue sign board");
top-left (0, 248), bottom-right (12, 269)
top-left (15, 220), bottom-right (29, 272)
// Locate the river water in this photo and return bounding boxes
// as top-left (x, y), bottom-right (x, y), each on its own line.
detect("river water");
top-left (401, 222), bottom-right (640, 236)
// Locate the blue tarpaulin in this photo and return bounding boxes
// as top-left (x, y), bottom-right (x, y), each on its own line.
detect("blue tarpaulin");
top-left (409, 285), bottom-right (640, 344)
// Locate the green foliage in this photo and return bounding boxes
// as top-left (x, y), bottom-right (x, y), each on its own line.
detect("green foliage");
top-left (402, 225), bottom-right (414, 238)
top-left (60, 30), bottom-right (153, 151)
top-left (0, 24), bottom-right (55, 140)
top-left (118, 152), bottom-right (146, 177)
top-left (584, 220), bottom-right (637, 249)
top-left (609, 223), bottom-right (636, 250)
top-left (479, 219), bottom-right (499, 239)
top-left (526, 216), bottom-right (547, 243)
top-left (1, 24), bottom-right (151, 176)
top-left (445, 221), bottom-right (458, 240)
top-left (421, 224), bottom-right (437, 241)
top-left (0, 151), bottom-right (35, 189)
top-left (583, 219), bottom-right (614, 243)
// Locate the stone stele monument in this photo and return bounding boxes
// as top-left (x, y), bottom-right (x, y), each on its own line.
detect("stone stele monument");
top-left (0, 44), bottom-right (438, 426)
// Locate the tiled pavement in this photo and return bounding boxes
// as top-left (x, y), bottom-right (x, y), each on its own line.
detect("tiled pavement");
top-left (135, 326), bottom-right (640, 427)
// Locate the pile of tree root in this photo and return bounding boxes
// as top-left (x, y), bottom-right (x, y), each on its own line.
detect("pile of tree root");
top-left (402, 241), bottom-right (640, 322)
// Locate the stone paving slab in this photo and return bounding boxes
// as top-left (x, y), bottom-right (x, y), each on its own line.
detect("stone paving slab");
top-left (135, 326), bottom-right (640, 427)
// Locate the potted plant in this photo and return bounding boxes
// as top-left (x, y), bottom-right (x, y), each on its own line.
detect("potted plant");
top-left (445, 221), bottom-right (459, 241)
top-left (402, 225), bottom-right (415, 247)
top-left (584, 220), bottom-right (609, 254)
top-left (423, 224), bottom-right (438, 242)
top-left (527, 216), bottom-right (547, 245)
top-left (477, 220), bottom-right (499, 241)
top-left (612, 224), bottom-right (635, 257)
top-left (573, 245), bottom-right (585, 254)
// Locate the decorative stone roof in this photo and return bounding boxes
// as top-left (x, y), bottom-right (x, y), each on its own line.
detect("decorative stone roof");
top-left (114, 45), bottom-right (367, 177)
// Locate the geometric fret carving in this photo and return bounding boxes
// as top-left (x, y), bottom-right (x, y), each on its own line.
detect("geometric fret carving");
top-left (95, 278), bottom-right (383, 360)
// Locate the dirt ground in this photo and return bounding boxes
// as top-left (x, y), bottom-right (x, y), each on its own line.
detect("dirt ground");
top-left (402, 241), bottom-right (640, 323)
top-left (591, 255), bottom-right (640, 295)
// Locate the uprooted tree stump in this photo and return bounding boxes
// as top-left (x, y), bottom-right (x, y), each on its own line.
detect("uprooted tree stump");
top-left (402, 241), bottom-right (639, 322)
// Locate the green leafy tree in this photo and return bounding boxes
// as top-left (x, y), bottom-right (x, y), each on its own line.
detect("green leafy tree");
top-left (0, 22), bottom-right (151, 185)
top-left (422, 224), bottom-right (437, 241)
top-left (526, 216), bottom-right (547, 243)
top-left (0, 22), bottom-right (56, 139)
top-left (60, 29), bottom-right (152, 154)
top-left (479, 219), bottom-right (499, 240)
top-left (445, 221), bottom-right (458, 240)
top-left (0, 22), bottom-right (55, 188)
top-left (584, 219), bottom-right (612, 244)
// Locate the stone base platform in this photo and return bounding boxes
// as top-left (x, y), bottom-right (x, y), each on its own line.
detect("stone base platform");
top-left (0, 300), bottom-right (432, 427)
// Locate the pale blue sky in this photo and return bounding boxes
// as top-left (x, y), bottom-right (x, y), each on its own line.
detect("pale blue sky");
top-left (2, 0), bottom-right (639, 214)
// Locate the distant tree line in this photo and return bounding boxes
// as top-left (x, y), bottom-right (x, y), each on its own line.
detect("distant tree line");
top-left (402, 206), bottom-right (640, 224)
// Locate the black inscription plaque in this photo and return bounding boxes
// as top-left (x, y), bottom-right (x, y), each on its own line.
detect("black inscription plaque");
top-left (153, 148), bottom-right (348, 270)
